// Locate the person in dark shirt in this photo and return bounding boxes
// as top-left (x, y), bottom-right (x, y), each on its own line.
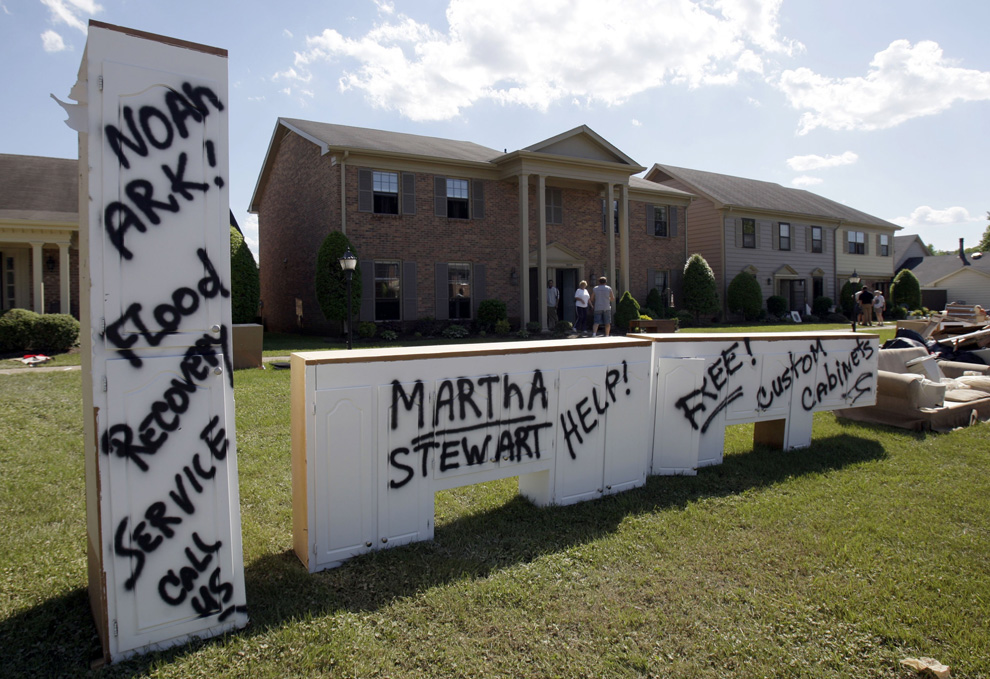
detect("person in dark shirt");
top-left (859, 286), bottom-right (875, 325)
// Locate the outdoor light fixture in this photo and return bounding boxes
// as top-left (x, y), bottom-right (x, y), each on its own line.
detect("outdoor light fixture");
top-left (766, 277), bottom-right (772, 286)
top-left (849, 270), bottom-right (860, 285)
top-left (510, 267), bottom-right (518, 285)
top-left (338, 248), bottom-right (357, 350)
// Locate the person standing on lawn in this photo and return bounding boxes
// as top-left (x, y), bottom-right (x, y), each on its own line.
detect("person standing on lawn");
top-left (574, 280), bottom-right (590, 334)
top-left (589, 276), bottom-right (615, 337)
top-left (546, 279), bottom-right (559, 328)
top-left (873, 289), bottom-right (885, 325)
top-left (859, 286), bottom-right (875, 326)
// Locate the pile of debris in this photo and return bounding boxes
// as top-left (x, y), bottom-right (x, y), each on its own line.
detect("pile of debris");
top-left (891, 303), bottom-right (990, 366)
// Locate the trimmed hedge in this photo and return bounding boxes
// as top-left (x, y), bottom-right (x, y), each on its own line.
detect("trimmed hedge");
top-left (614, 291), bottom-right (641, 334)
top-left (890, 269), bottom-right (922, 310)
top-left (477, 299), bottom-right (508, 332)
top-left (812, 296), bottom-right (833, 317)
top-left (726, 272), bottom-right (762, 321)
top-left (230, 225), bottom-right (260, 324)
top-left (766, 295), bottom-right (787, 318)
top-left (0, 309), bottom-right (79, 354)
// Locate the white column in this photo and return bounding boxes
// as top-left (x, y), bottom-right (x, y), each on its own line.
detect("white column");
top-left (30, 241), bottom-right (44, 313)
top-left (58, 242), bottom-right (71, 314)
top-left (605, 183), bottom-right (616, 292)
top-left (519, 173), bottom-right (530, 327)
top-left (537, 174), bottom-right (548, 331)
top-left (619, 183), bottom-right (630, 295)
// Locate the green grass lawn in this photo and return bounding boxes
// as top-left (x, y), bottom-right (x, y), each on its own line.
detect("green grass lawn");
top-left (3, 326), bottom-right (986, 678)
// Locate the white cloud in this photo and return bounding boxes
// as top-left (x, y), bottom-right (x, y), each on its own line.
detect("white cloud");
top-left (41, 0), bottom-right (101, 34)
top-left (779, 40), bottom-right (990, 135)
top-left (786, 151), bottom-right (858, 172)
top-left (890, 206), bottom-right (975, 228)
top-left (292, 0), bottom-right (797, 121)
top-left (283, 29), bottom-right (293, 39)
top-left (631, 119), bottom-right (642, 127)
top-left (373, 0), bottom-right (395, 14)
top-left (273, 67), bottom-right (311, 83)
top-left (791, 176), bottom-right (823, 187)
top-left (41, 29), bottom-right (68, 52)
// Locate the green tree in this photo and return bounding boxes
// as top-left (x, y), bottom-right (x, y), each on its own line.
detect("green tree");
top-left (890, 269), bottom-right (922, 310)
top-left (681, 253), bottom-right (720, 321)
top-left (978, 211), bottom-right (990, 253)
top-left (838, 280), bottom-right (859, 317)
top-left (726, 271), bottom-right (763, 321)
top-left (230, 225), bottom-right (260, 324)
top-left (614, 291), bottom-right (641, 333)
top-left (315, 232), bottom-right (362, 324)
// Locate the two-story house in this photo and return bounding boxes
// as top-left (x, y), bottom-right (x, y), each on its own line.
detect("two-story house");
top-left (249, 120), bottom-right (692, 334)
top-left (645, 164), bottom-right (900, 316)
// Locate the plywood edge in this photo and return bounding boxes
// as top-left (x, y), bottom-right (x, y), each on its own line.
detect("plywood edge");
top-left (292, 337), bottom-right (653, 366)
top-left (290, 355), bottom-right (309, 568)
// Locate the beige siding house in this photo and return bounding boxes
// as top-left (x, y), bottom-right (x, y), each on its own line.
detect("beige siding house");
top-left (646, 163), bottom-right (900, 317)
top-left (902, 240), bottom-right (990, 309)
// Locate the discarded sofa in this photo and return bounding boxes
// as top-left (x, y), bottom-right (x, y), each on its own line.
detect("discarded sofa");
top-left (836, 346), bottom-right (990, 431)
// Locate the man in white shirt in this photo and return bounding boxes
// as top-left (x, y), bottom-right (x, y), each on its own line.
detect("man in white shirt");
top-left (589, 276), bottom-right (615, 337)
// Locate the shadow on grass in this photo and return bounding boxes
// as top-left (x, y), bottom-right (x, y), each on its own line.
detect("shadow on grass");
top-left (0, 433), bottom-right (884, 676)
top-left (241, 432), bottom-right (886, 629)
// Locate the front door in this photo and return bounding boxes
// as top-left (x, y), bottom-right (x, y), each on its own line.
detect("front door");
top-left (781, 279), bottom-right (806, 313)
top-left (557, 268), bottom-right (578, 323)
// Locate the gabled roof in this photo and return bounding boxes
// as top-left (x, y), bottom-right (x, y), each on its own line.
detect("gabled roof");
top-left (0, 154), bottom-right (78, 221)
top-left (280, 118), bottom-right (504, 163)
top-left (629, 175), bottom-right (694, 201)
top-left (908, 253), bottom-right (990, 286)
top-left (524, 125), bottom-right (639, 167)
top-left (647, 163), bottom-right (899, 229)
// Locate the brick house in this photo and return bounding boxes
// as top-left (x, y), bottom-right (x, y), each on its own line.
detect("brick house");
top-left (0, 154), bottom-right (80, 317)
top-left (645, 163), bottom-right (900, 316)
top-left (249, 120), bottom-right (693, 334)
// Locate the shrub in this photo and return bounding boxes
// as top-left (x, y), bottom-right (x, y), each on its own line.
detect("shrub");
top-left (230, 225), bottom-right (260, 324)
top-left (726, 272), bottom-right (763, 321)
top-left (553, 320), bottom-right (573, 336)
top-left (887, 305), bottom-right (908, 321)
top-left (526, 321), bottom-right (542, 334)
top-left (0, 308), bottom-right (41, 353)
top-left (766, 295), bottom-right (788, 318)
top-left (476, 299), bottom-right (508, 332)
top-left (516, 329), bottom-right (530, 339)
top-left (644, 287), bottom-right (667, 318)
top-left (676, 309), bottom-right (695, 328)
top-left (442, 324), bottom-right (469, 339)
top-left (357, 321), bottom-right (377, 339)
top-left (826, 312), bottom-right (848, 323)
top-left (494, 319), bottom-right (511, 336)
top-left (379, 329), bottom-right (398, 342)
top-left (681, 254), bottom-right (720, 321)
top-left (32, 314), bottom-right (80, 353)
top-left (315, 232), bottom-right (361, 324)
top-left (890, 269), bottom-right (922, 310)
top-left (614, 291), bottom-right (641, 333)
top-left (812, 296), bottom-right (833, 318)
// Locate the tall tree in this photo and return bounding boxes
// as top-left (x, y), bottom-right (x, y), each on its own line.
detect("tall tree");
top-left (978, 211), bottom-right (990, 253)
top-left (681, 253), bottom-right (720, 321)
top-left (315, 232), bottom-right (362, 324)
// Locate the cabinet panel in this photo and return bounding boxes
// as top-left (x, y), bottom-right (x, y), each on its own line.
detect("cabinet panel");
top-left (555, 367), bottom-right (607, 504)
top-left (653, 358), bottom-right (704, 475)
top-left (603, 360), bottom-right (651, 493)
top-left (313, 388), bottom-right (376, 567)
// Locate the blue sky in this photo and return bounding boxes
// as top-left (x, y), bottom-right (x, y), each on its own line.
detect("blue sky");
top-left (3, 0), bottom-right (989, 258)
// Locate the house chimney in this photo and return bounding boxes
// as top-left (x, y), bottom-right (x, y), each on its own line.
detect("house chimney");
top-left (960, 238), bottom-right (970, 266)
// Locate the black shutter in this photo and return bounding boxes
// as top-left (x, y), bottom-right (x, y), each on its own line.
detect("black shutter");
top-left (359, 259), bottom-right (375, 321)
top-left (472, 180), bottom-right (485, 219)
top-left (402, 261), bottom-right (417, 321)
top-left (646, 204), bottom-right (654, 235)
top-left (434, 177), bottom-right (446, 217)
top-left (670, 206), bottom-right (678, 238)
top-left (647, 267), bottom-right (655, 294)
top-left (402, 172), bottom-right (416, 215)
top-left (435, 262), bottom-right (449, 320)
top-left (472, 264), bottom-right (486, 318)
top-left (358, 169), bottom-right (373, 212)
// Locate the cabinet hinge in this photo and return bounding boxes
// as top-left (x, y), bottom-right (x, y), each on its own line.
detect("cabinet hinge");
top-left (112, 619), bottom-right (118, 636)
top-left (102, 375), bottom-right (108, 392)
top-left (98, 75), bottom-right (104, 91)
top-left (99, 317), bottom-right (106, 336)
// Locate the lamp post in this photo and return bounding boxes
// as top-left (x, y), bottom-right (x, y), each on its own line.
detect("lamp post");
top-left (338, 248), bottom-right (357, 350)
top-left (848, 270), bottom-right (860, 332)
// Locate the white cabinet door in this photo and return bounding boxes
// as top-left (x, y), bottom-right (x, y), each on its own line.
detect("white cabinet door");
top-left (313, 387), bottom-right (376, 568)
top-left (653, 358), bottom-right (705, 475)
top-left (104, 354), bottom-right (243, 653)
top-left (554, 367), bottom-right (606, 505)
top-left (378, 382), bottom-right (434, 548)
top-left (602, 360), bottom-right (651, 494)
